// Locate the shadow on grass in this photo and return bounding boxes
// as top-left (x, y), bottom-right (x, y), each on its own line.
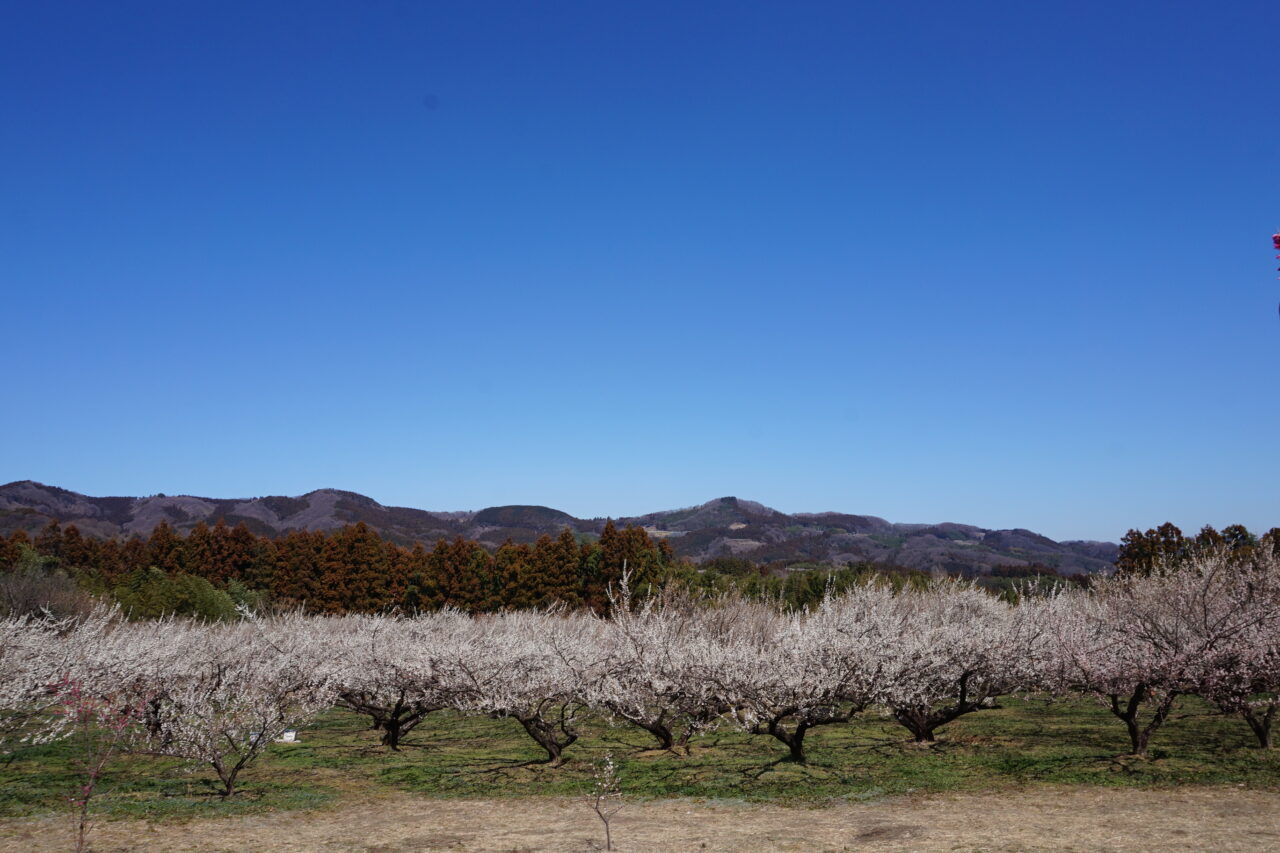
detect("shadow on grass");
top-left (3, 696), bottom-right (1277, 823)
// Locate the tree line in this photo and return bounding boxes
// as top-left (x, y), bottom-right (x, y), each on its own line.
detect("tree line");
top-left (1115, 522), bottom-right (1279, 574)
top-left (8, 516), bottom-right (1274, 620)
top-left (0, 519), bottom-right (673, 617)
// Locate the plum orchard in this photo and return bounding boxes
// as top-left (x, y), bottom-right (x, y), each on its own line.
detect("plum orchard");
top-left (2, 547), bottom-right (1279, 795)
top-left (1048, 548), bottom-right (1280, 753)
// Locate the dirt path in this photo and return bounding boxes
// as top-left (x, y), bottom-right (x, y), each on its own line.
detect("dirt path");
top-left (3, 786), bottom-right (1278, 852)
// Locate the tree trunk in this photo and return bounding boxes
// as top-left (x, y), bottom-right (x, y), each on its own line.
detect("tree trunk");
top-left (1109, 685), bottom-right (1176, 757)
top-left (381, 714), bottom-right (405, 750)
top-left (755, 705), bottom-right (860, 761)
top-left (670, 702), bottom-right (727, 755)
top-left (633, 719), bottom-right (675, 752)
top-left (211, 757), bottom-right (245, 797)
top-left (605, 703), bottom-right (678, 751)
top-left (892, 708), bottom-right (937, 742)
top-left (1123, 715), bottom-right (1149, 756)
top-left (144, 697), bottom-right (162, 736)
top-left (777, 721), bottom-right (810, 763)
top-left (340, 692), bottom-right (435, 751)
top-left (515, 714), bottom-right (577, 765)
top-left (890, 674), bottom-right (989, 743)
top-left (379, 705), bottom-right (435, 750)
top-left (144, 697), bottom-right (171, 746)
top-left (1242, 706), bottom-right (1275, 749)
top-left (674, 727), bottom-right (697, 755)
top-left (758, 716), bottom-right (815, 763)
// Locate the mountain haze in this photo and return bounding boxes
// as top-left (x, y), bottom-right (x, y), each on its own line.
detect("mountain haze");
top-left (0, 482), bottom-right (1117, 575)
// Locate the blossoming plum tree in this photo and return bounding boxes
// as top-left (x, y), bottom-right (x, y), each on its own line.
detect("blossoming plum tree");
top-left (1046, 548), bottom-right (1280, 756)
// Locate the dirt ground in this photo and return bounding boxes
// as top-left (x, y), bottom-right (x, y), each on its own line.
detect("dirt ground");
top-left (2, 786), bottom-right (1278, 852)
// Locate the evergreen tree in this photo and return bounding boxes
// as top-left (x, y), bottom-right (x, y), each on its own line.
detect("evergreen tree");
top-left (584, 520), bottom-right (665, 611)
top-left (146, 521), bottom-right (186, 573)
top-left (450, 537), bottom-right (490, 612)
top-left (227, 522), bottom-right (268, 589)
top-left (272, 530), bottom-right (328, 609)
top-left (517, 536), bottom-right (556, 609)
top-left (401, 542), bottom-right (433, 612)
top-left (0, 532), bottom-right (22, 570)
top-left (316, 533), bottom-right (352, 614)
top-left (59, 524), bottom-right (98, 572)
top-left (120, 537), bottom-right (147, 575)
top-left (384, 539), bottom-right (410, 610)
top-left (548, 528), bottom-right (583, 607)
top-left (1221, 524), bottom-right (1258, 563)
top-left (185, 522), bottom-right (215, 579)
top-left (1115, 522), bottom-right (1187, 574)
top-left (489, 539), bottom-right (528, 610)
top-left (112, 566), bottom-right (238, 620)
top-left (113, 566), bottom-right (178, 619)
top-left (426, 537), bottom-right (488, 612)
top-left (34, 520), bottom-right (64, 560)
top-left (331, 523), bottom-right (391, 612)
top-left (94, 537), bottom-right (127, 582)
top-left (201, 519), bottom-right (235, 584)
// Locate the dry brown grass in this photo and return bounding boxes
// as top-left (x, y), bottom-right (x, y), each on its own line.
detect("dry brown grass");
top-left (2, 786), bottom-right (1279, 852)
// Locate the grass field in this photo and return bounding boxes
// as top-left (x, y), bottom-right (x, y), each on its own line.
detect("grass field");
top-left (2, 695), bottom-right (1277, 826)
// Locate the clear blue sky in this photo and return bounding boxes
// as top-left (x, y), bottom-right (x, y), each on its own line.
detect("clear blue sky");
top-left (3, 1), bottom-right (1277, 541)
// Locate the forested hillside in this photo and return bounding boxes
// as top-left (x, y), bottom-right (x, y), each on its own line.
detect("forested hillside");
top-left (0, 482), bottom-right (1118, 575)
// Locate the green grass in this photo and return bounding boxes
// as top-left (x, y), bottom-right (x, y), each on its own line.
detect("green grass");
top-left (2, 696), bottom-right (1277, 824)
top-left (0, 741), bottom-right (337, 821)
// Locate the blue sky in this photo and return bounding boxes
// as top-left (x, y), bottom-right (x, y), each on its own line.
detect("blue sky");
top-left (2, 1), bottom-right (1277, 541)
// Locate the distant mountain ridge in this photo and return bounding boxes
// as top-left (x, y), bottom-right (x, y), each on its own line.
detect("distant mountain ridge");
top-left (0, 481), bottom-right (1117, 575)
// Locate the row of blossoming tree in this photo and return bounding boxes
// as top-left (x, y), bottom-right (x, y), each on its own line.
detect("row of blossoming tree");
top-left (3, 546), bottom-right (1279, 798)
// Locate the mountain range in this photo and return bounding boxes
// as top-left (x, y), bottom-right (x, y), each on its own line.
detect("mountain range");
top-left (0, 481), bottom-right (1118, 575)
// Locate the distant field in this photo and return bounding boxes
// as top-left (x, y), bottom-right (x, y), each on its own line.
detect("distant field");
top-left (1, 696), bottom-right (1277, 829)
